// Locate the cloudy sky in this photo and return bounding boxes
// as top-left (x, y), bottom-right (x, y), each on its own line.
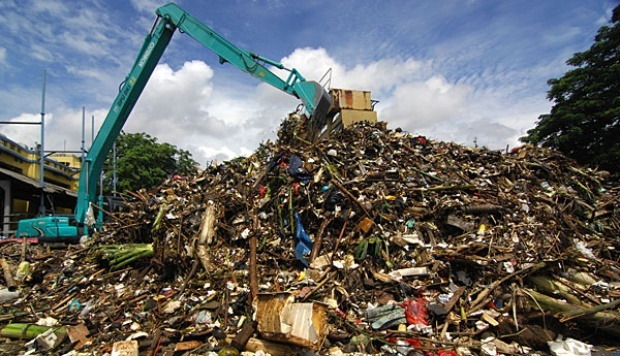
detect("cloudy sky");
top-left (0, 0), bottom-right (616, 167)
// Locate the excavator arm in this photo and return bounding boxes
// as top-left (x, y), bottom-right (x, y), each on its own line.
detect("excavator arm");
top-left (74, 3), bottom-right (331, 227)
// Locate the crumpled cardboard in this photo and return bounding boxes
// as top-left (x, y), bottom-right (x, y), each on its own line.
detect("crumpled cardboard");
top-left (255, 293), bottom-right (327, 350)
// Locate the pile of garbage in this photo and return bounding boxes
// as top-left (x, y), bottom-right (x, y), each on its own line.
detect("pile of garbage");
top-left (0, 115), bottom-right (618, 355)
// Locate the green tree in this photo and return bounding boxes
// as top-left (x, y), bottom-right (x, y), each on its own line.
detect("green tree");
top-left (521, 5), bottom-right (620, 175)
top-left (102, 132), bottom-right (198, 194)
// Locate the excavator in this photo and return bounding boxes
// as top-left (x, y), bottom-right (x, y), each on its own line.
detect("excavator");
top-left (13, 3), bottom-right (377, 242)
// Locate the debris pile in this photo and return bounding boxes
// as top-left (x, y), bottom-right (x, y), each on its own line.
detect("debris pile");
top-left (1, 115), bottom-right (618, 355)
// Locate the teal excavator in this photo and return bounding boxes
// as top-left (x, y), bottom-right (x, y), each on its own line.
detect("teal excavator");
top-left (14, 3), bottom-right (335, 241)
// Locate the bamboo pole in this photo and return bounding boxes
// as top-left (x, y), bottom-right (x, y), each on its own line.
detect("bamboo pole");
top-left (249, 213), bottom-right (258, 304)
top-left (525, 289), bottom-right (620, 337)
top-left (0, 258), bottom-right (15, 290)
top-left (0, 323), bottom-right (66, 340)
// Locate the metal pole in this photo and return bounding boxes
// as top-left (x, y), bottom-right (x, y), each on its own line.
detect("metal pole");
top-left (0, 121), bottom-right (41, 125)
top-left (81, 107), bottom-right (85, 165)
top-left (94, 114), bottom-right (104, 226)
top-left (92, 114), bottom-right (99, 192)
top-left (113, 142), bottom-right (117, 196)
top-left (95, 114), bottom-right (102, 196)
top-left (39, 70), bottom-right (46, 216)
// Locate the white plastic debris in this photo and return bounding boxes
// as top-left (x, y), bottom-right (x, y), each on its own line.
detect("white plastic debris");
top-left (388, 267), bottom-right (429, 281)
top-left (0, 289), bottom-right (20, 303)
top-left (503, 261), bottom-right (515, 273)
top-left (163, 300), bottom-right (181, 314)
top-left (548, 336), bottom-right (592, 356)
top-left (36, 316), bottom-right (58, 326)
top-left (573, 239), bottom-right (597, 260)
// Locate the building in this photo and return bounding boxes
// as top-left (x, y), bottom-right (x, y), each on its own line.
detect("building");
top-left (0, 134), bottom-right (80, 237)
top-left (49, 152), bottom-right (83, 171)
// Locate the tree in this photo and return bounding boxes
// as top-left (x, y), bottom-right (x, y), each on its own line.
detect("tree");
top-left (521, 5), bottom-right (620, 175)
top-left (102, 132), bottom-right (199, 194)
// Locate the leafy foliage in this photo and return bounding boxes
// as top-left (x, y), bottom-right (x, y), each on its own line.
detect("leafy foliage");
top-left (521, 5), bottom-right (620, 175)
top-left (102, 132), bottom-right (198, 194)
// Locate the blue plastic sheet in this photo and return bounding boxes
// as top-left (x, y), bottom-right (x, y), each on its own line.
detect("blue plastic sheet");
top-left (294, 212), bottom-right (313, 266)
top-left (288, 155), bottom-right (312, 184)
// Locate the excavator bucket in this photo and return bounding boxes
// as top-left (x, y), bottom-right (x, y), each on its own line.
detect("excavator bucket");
top-left (298, 81), bottom-right (333, 142)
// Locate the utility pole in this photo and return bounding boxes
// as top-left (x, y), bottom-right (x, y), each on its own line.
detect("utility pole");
top-left (39, 70), bottom-right (46, 216)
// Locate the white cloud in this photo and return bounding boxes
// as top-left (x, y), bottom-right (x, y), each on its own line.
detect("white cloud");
top-left (31, 0), bottom-right (69, 17)
top-left (120, 60), bottom-right (282, 165)
top-left (130, 0), bottom-right (168, 14)
top-left (342, 58), bottom-right (430, 93)
top-left (126, 61), bottom-right (217, 142)
top-left (0, 47), bottom-right (6, 65)
top-left (59, 32), bottom-right (111, 57)
top-left (65, 65), bottom-right (109, 82)
top-left (29, 44), bottom-right (54, 62)
top-left (276, 48), bottom-right (431, 94)
top-left (381, 76), bottom-right (473, 130)
top-left (541, 26), bottom-right (583, 46)
top-left (1, 113), bottom-right (42, 149)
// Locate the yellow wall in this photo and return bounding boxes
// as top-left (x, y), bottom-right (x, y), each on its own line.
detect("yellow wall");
top-left (0, 135), bottom-right (80, 191)
top-left (49, 153), bottom-right (82, 170)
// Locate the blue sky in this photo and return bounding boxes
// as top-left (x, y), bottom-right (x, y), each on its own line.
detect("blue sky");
top-left (0, 0), bottom-right (616, 167)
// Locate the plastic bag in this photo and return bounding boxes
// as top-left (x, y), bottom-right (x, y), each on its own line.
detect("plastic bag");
top-left (294, 212), bottom-right (313, 266)
top-left (401, 297), bottom-right (428, 325)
